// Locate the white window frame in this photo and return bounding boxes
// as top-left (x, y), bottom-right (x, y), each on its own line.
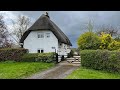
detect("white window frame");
top-left (38, 33), bottom-right (44, 38)
top-left (46, 33), bottom-right (50, 38)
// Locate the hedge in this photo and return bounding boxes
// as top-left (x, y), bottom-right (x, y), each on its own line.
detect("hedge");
top-left (21, 53), bottom-right (39, 62)
top-left (21, 52), bottom-right (55, 63)
top-left (0, 48), bottom-right (28, 62)
top-left (80, 50), bottom-right (120, 73)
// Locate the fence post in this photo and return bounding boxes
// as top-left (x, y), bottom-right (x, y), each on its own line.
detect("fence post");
top-left (56, 53), bottom-right (58, 64)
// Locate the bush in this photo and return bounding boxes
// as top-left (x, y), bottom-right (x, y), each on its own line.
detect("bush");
top-left (81, 50), bottom-right (120, 73)
top-left (99, 32), bottom-right (113, 49)
top-left (36, 53), bottom-right (55, 63)
top-left (77, 32), bottom-right (120, 51)
top-left (77, 32), bottom-right (101, 50)
top-left (108, 40), bottom-right (120, 50)
top-left (21, 52), bottom-right (55, 63)
top-left (0, 48), bottom-right (28, 62)
top-left (21, 53), bottom-right (39, 62)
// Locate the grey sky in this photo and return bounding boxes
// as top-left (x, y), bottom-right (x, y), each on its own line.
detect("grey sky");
top-left (1, 11), bottom-right (120, 47)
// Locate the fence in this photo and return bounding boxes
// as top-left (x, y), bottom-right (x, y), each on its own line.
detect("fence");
top-left (55, 53), bottom-right (65, 63)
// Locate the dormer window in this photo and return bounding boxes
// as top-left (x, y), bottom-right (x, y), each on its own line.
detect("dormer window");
top-left (38, 33), bottom-right (44, 38)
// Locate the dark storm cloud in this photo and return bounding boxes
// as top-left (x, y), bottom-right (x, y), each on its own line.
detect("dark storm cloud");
top-left (3, 11), bottom-right (120, 47)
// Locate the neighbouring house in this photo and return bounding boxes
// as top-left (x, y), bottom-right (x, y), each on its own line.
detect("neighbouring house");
top-left (20, 13), bottom-right (72, 58)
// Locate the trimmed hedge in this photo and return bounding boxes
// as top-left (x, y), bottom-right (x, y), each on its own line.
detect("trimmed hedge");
top-left (0, 48), bottom-right (28, 62)
top-left (37, 53), bottom-right (55, 62)
top-left (21, 52), bottom-right (55, 63)
top-left (81, 50), bottom-right (120, 73)
top-left (21, 53), bottom-right (39, 62)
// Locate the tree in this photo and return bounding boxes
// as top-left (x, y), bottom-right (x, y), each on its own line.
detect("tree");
top-left (86, 20), bottom-right (94, 32)
top-left (12, 15), bottom-right (31, 45)
top-left (97, 26), bottom-right (118, 37)
top-left (114, 37), bottom-right (120, 42)
top-left (77, 20), bottom-right (101, 50)
top-left (96, 26), bottom-right (120, 50)
top-left (0, 15), bottom-right (10, 48)
top-left (77, 32), bottom-right (101, 50)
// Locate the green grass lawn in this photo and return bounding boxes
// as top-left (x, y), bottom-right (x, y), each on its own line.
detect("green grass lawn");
top-left (0, 61), bottom-right (54, 79)
top-left (66, 67), bottom-right (120, 79)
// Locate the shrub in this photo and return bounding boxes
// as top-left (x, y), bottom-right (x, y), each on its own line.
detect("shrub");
top-left (77, 32), bottom-right (120, 51)
top-left (77, 32), bottom-right (101, 50)
top-left (117, 48), bottom-right (120, 51)
top-left (99, 32), bottom-right (113, 49)
top-left (108, 40), bottom-right (120, 50)
top-left (80, 50), bottom-right (120, 73)
top-left (21, 52), bottom-right (55, 63)
top-left (21, 53), bottom-right (39, 62)
top-left (36, 53), bottom-right (55, 63)
top-left (0, 48), bottom-right (28, 62)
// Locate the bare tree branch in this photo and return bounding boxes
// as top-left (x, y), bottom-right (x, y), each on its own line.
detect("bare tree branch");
top-left (11, 15), bottom-right (31, 45)
top-left (96, 25), bottom-right (118, 37)
top-left (0, 14), bottom-right (10, 48)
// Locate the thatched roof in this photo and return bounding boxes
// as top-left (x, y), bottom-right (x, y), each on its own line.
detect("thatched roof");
top-left (20, 14), bottom-right (72, 46)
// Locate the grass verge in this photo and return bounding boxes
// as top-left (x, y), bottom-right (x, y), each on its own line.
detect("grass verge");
top-left (66, 67), bottom-right (120, 79)
top-left (0, 61), bottom-right (54, 79)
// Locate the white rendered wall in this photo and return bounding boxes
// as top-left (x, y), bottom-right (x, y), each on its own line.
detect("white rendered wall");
top-left (24, 30), bottom-right (58, 53)
top-left (58, 43), bottom-right (71, 57)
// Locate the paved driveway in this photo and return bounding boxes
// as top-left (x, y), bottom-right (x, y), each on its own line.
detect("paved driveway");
top-left (26, 61), bottom-right (80, 79)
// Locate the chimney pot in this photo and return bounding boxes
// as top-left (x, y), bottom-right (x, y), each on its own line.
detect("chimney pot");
top-left (45, 12), bottom-right (50, 18)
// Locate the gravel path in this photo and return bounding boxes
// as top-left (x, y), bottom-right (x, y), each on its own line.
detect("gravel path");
top-left (26, 61), bottom-right (80, 79)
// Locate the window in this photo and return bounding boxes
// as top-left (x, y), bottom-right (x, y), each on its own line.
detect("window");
top-left (38, 33), bottom-right (44, 38)
top-left (41, 50), bottom-right (44, 53)
top-left (59, 43), bottom-right (62, 48)
top-left (37, 49), bottom-right (44, 53)
top-left (52, 47), bottom-right (55, 49)
top-left (46, 33), bottom-right (50, 38)
top-left (64, 45), bottom-right (66, 49)
top-left (38, 50), bottom-right (40, 53)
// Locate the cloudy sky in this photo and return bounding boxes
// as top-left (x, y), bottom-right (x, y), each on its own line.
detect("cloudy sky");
top-left (0, 11), bottom-right (120, 48)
